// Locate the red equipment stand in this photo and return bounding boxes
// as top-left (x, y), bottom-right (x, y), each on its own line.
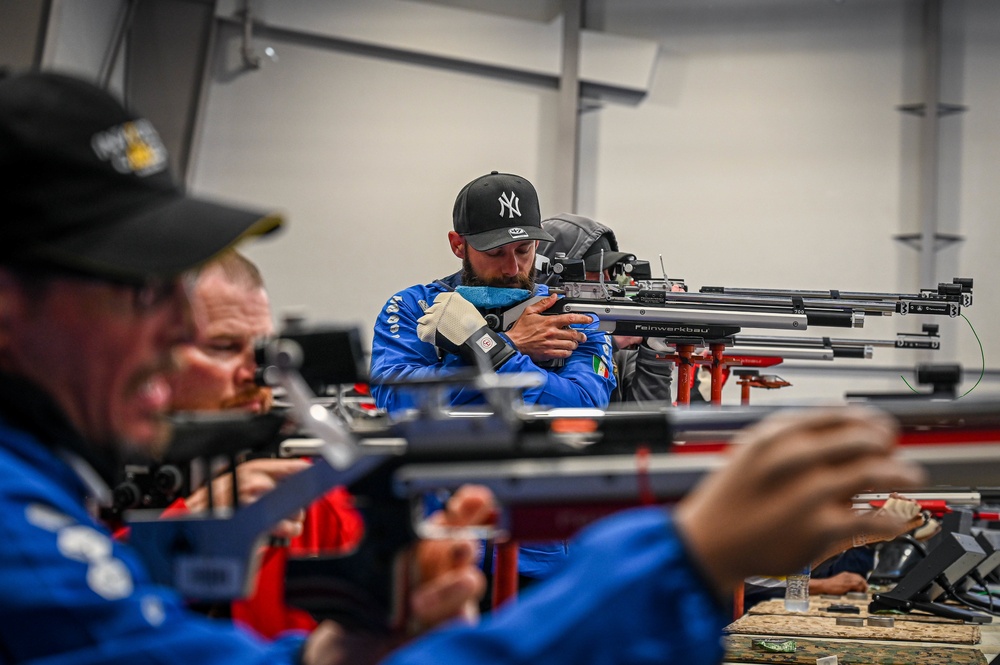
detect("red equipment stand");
top-left (493, 540), bottom-right (520, 608)
top-left (733, 368), bottom-right (792, 405)
top-left (674, 343), bottom-right (697, 405)
top-left (667, 342), bottom-right (784, 406)
top-left (734, 582), bottom-right (745, 619)
top-left (737, 370), bottom-right (754, 405)
top-left (709, 342), bottom-right (726, 404)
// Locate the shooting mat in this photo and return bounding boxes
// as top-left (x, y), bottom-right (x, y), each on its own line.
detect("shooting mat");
top-left (722, 635), bottom-right (988, 665)
top-left (748, 598), bottom-right (965, 624)
top-left (724, 614), bottom-right (981, 644)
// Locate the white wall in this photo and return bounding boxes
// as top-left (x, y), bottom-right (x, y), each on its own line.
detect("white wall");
top-left (192, 9), bottom-right (562, 335)
top-left (955, 0), bottom-right (1000, 391)
top-left (579, 0), bottom-right (999, 403)
top-left (174, 1), bottom-right (1000, 401)
top-left (585, 0), bottom-right (911, 293)
top-left (42, 0), bottom-right (126, 95)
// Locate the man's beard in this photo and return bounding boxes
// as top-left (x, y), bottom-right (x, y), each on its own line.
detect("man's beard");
top-left (220, 386), bottom-right (274, 413)
top-left (462, 255), bottom-right (536, 290)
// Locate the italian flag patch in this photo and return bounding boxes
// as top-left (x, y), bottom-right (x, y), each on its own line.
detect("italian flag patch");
top-left (593, 355), bottom-right (610, 378)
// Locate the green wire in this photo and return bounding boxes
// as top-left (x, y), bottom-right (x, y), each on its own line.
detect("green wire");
top-left (959, 313), bottom-right (986, 397)
top-left (900, 313), bottom-right (984, 397)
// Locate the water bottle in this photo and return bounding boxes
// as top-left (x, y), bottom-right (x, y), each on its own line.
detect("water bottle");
top-left (784, 565), bottom-right (811, 612)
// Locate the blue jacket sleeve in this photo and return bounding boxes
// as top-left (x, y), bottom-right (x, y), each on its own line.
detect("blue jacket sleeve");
top-left (369, 286), bottom-right (458, 413)
top-left (383, 507), bottom-right (729, 665)
top-left (0, 443), bottom-right (305, 664)
top-left (370, 286), bottom-right (616, 412)
top-left (497, 315), bottom-right (615, 409)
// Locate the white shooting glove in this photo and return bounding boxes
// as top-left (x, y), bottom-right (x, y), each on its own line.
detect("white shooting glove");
top-left (417, 291), bottom-right (515, 369)
top-left (875, 496), bottom-right (922, 522)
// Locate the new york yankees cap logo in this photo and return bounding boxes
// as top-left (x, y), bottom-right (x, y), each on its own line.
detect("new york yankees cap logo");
top-left (498, 191), bottom-right (521, 218)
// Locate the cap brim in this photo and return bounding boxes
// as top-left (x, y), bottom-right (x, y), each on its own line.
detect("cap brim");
top-left (583, 250), bottom-right (634, 272)
top-left (28, 194), bottom-right (283, 281)
top-left (464, 225), bottom-right (555, 252)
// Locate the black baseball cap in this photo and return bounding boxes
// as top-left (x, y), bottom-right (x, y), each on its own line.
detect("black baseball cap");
top-left (452, 171), bottom-right (554, 251)
top-left (0, 71), bottom-right (283, 281)
top-left (582, 234), bottom-right (635, 272)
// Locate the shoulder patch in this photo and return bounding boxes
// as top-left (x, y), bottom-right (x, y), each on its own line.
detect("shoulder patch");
top-left (25, 503), bottom-right (73, 532)
top-left (87, 558), bottom-right (133, 600)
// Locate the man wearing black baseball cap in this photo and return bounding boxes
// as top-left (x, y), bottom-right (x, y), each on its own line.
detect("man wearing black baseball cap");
top-left (0, 71), bottom-right (284, 461)
top-left (370, 171), bottom-right (615, 414)
top-left (370, 172), bottom-right (618, 585)
top-left (0, 71), bottom-right (488, 662)
top-left (450, 171), bottom-right (555, 254)
top-left (536, 213), bottom-right (679, 406)
top-left (0, 70), bottom-right (306, 661)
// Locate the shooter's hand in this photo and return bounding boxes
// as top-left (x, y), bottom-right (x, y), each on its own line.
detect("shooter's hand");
top-left (674, 408), bottom-right (926, 597)
top-left (810, 571), bottom-right (868, 596)
top-left (301, 485), bottom-right (496, 665)
top-left (613, 335), bottom-right (644, 350)
top-left (873, 493), bottom-right (925, 535)
top-left (506, 294), bottom-right (592, 363)
top-left (184, 458), bottom-right (310, 540)
top-left (417, 292), bottom-right (514, 369)
top-left (303, 621), bottom-right (389, 665)
top-left (410, 484), bottom-right (496, 631)
top-left (643, 338), bottom-right (673, 354)
top-left (812, 492), bottom-right (925, 564)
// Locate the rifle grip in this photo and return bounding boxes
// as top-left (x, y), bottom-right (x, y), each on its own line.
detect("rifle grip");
top-left (284, 497), bottom-right (416, 634)
top-left (539, 297), bottom-right (570, 316)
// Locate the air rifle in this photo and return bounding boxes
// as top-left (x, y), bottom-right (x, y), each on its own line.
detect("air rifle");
top-left (501, 256), bottom-right (969, 402)
top-left (502, 253), bottom-right (861, 339)
top-left (723, 323), bottom-right (941, 361)
top-left (495, 277), bottom-right (862, 341)
top-left (125, 329), bottom-right (1000, 633)
top-left (492, 273), bottom-right (860, 403)
top-left (867, 496), bottom-right (1000, 522)
top-left (526, 254), bottom-right (971, 340)
top-left (289, 397), bottom-right (1000, 625)
top-left (701, 277), bottom-right (973, 316)
top-left (616, 326), bottom-right (942, 406)
top-left (542, 277), bottom-right (971, 338)
top-left (541, 252), bottom-right (966, 388)
top-left (129, 398), bottom-right (1000, 626)
top-left (384, 395), bottom-right (1000, 515)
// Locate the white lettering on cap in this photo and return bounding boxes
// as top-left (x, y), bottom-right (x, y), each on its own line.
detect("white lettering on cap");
top-left (498, 191), bottom-right (521, 218)
top-left (508, 227), bottom-right (529, 239)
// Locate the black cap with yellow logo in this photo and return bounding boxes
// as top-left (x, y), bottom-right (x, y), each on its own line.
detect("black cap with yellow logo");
top-left (0, 71), bottom-right (283, 281)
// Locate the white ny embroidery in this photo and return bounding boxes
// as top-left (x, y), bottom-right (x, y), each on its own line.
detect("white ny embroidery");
top-left (498, 191), bottom-right (521, 218)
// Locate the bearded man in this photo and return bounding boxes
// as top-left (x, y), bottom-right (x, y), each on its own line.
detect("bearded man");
top-left (370, 171), bottom-right (615, 415)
